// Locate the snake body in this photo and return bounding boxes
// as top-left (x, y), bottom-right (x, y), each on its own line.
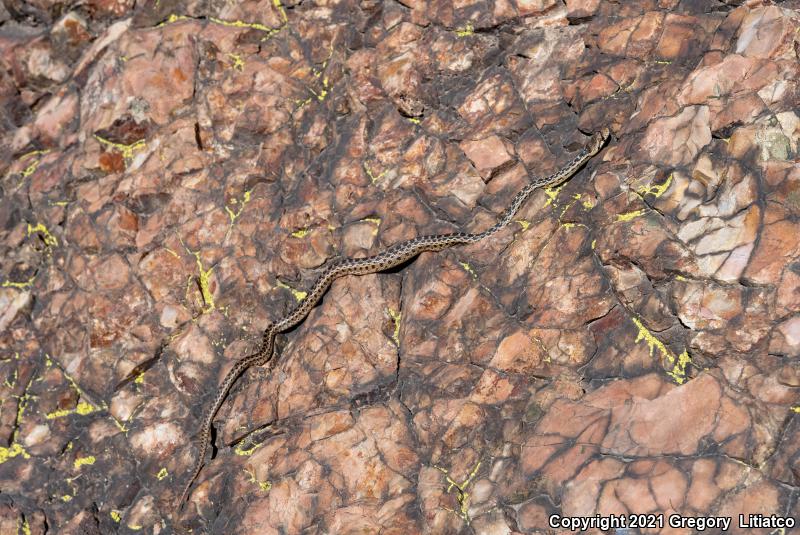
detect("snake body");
top-left (175, 128), bottom-right (609, 520)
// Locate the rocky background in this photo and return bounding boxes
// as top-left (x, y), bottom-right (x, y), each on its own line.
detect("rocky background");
top-left (1, 0), bottom-right (799, 533)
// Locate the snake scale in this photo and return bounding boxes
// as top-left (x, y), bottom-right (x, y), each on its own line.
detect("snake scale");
top-left (175, 127), bottom-right (609, 523)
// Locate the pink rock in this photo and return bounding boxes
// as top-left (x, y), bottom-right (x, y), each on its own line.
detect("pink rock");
top-left (640, 105), bottom-right (712, 166)
top-left (516, 0), bottom-right (558, 17)
top-left (460, 135), bottom-right (514, 179)
top-left (3, 2), bottom-right (799, 532)
top-left (736, 6), bottom-right (800, 60)
top-left (673, 282), bottom-right (743, 330)
top-left (564, 0), bottom-right (600, 18)
top-left (775, 316), bottom-right (800, 355)
top-left (745, 220), bottom-right (800, 284)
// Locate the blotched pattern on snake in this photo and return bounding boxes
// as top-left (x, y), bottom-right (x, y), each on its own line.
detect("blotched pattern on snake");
top-left (175, 128), bottom-right (610, 523)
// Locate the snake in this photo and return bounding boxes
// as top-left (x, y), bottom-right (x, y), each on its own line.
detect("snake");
top-left (175, 127), bottom-right (609, 523)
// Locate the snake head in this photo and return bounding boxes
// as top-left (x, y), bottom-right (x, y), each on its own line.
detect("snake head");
top-left (589, 128), bottom-right (610, 154)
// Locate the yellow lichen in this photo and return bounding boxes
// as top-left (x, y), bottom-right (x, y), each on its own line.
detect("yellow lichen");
top-left (46, 400), bottom-right (97, 420)
top-left (61, 495), bottom-right (72, 502)
top-left (159, 13), bottom-right (189, 26)
top-left (666, 350), bottom-right (692, 384)
top-left (111, 417), bottom-right (128, 433)
top-left (16, 392), bottom-right (28, 423)
top-left (244, 468), bottom-right (272, 491)
top-left (73, 455), bottom-right (96, 469)
top-left (43, 361), bottom-right (103, 420)
top-left (638, 173), bottom-right (673, 198)
top-left (272, 0), bottom-right (288, 22)
top-left (0, 443), bottom-right (30, 464)
top-left (362, 217), bottom-right (381, 236)
top-left (294, 96), bottom-right (313, 109)
top-left (7, 376), bottom-right (36, 459)
top-left (2, 275), bottom-right (36, 289)
top-left (459, 262), bottom-right (477, 279)
top-left (616, 209), bottom-right (645, 222)
top-left (156, 467), bottom-right (168, 480)
top-left (190, 251), bottom-right (215, 313)
top-left (225, 189), bottom-right (252, 225)
top-left (276, 280), bottom-right (307, 301)
top-left (631, 316), bottom-right (691, 385)
top-left (364, 164), bottom-right (387, 184)
top-left (311, 44), bottom-right (335, 102)
top-left (455, 22), bottom-right (474, 37)
top-left (94, 135), bottom-right (146, 160)
top-left (632, 317), bottom-right (669, 358)
top-left (209, 16), bottom-right (278, 35)
top-left (306, 60), bottom-right (332, 102)
top-left (21, 161), bottom-right (41, 178)
top-left (27, 223), bottom-right (58, 247)
top-left (291, 228), bottom-right (309, 238)
top-left (3, 368), bottom-right (17, 388)
top-left (234, 441), bottom-right (261, 456)
top-left (227, 53), bottom-right (245, 71)
top-left (435, 461), bottom-right (482, 522)
top-left (110, 511), bottom-right (121, 523)
top-left (19, 148), bottom-right (50, 160)
top-left (543, 184), bottom-right (565, 207)
top-left (387, 308), bottom-right (402, 346)
top-left (45, 408), bottom-right (73, 420)
top-left (17, 149), bottom-right (50, 179)
top-left (75, 401), bottom-right (97, 415)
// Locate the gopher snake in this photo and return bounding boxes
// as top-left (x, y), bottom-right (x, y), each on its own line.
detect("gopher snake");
top-left (175, 128), bottom-right (609, 522)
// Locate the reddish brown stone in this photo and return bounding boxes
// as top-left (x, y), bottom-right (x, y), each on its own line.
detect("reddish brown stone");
top-left (655, 14), bottom-right (707, 60)
top-left (745, 220), bottom-right (800, 284)
top-left (735, 6), bottom-right (800, 60)
top-left (460, 135), bottom-right (515, 180)
top-left (2, 1), bottom-right (799, 533)
top-left (516, 0), bottom-right (558, 17)
top-left (597, 17), bottom-right (639, 57)
top-left (640, 105), bottom-right (712, 166)
top-left (564, 0), bottom-right (599, 18)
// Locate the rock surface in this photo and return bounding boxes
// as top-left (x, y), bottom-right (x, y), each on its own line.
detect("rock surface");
top-left (1, 0), bottom-right (799, 533)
